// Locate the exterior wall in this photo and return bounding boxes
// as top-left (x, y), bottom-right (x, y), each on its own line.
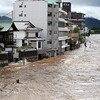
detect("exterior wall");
top-left (16, 40), bottom-right (22, 47)
top-left (14, 31), bottom-right (26, 47)
top-left (28, 33), bottom-right (36, 37)
top-left (14, 31), bottom-right (26, 40)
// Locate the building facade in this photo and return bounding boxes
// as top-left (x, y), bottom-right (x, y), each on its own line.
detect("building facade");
top-left (56, 0), bottom-right (70, 54)
top-left (13, 0), bottom-right (59, 57)
top-left (58, 8), bottom-right (70, 54)
top-left (70, 12), bottom-right (85, 34)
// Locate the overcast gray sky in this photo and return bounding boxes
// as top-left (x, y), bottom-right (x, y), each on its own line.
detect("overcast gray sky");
top-left (63, 0), bottom-right (100, 19)
top-left (0, 0), bottom-right (100, 19)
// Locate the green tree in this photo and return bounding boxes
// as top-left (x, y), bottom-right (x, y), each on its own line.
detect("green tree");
top-left (73, 27), bottom-right (80, 33)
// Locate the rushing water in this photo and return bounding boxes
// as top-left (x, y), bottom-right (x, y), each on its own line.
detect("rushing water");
top-left (0, 35), bottom-right (100, 100)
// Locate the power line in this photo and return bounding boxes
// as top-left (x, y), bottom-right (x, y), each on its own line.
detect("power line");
top-left (1, 11), bottom-right (13, 18)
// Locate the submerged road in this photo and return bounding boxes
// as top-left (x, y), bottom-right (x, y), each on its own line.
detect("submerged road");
top-left (0, 35), bottom-right (100, 100)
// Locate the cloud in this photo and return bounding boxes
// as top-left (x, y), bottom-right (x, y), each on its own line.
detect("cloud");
top-left (0, 0), bottom-right (15, 15)
top-left (0, 0), bottom-right (100, 20)
top-left (71, 5), bottom-right (100, 19)
top-left (62, 0), bottom-right (100, 19)
top-left (63, 0), bottom-right (100, 7)
top-left (0, 0), bottom-right (12, 6)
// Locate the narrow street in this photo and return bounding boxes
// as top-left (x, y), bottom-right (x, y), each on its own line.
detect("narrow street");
top-left (0, 35), bottom-right (100, 100)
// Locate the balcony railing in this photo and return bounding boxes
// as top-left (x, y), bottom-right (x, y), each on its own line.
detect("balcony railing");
top-left (58, 36), bottom-right (69, 41)
top-left (59, 18), bottom-right (68, 23)
top-left (59, 27), bottom-right (70, 32)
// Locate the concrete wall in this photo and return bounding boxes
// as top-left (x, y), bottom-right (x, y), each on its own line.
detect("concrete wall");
top-left (14, 31), bottom-right (26, 47)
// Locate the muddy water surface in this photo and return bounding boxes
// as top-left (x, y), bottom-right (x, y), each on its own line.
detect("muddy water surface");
top-left (0, 35), bottom-right (100, 100)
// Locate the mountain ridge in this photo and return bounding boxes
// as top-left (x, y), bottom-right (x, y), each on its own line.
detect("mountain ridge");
top-left (0, 16), bottom-right (12, 20)
top-left (85, 17), bottom-right (100, 29)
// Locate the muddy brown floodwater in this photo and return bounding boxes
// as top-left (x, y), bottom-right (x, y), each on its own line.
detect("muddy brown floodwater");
top-left (0, 35), bottom-right (100, 100)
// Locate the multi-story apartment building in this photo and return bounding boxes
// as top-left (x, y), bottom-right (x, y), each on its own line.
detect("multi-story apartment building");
top-left (71, 12), bottom-right (85, 28)
top-left (56, 0), bottom-right (70, 54)
top-left (13, 0), bottom-right (59, 57)
top-left (58, 8), bottom-right (70, 54)
top-left (70, 12), bottom-right (85, 34)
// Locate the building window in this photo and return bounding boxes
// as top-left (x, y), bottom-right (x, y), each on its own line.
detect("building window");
top-left (30, 40), bottom-right (35, 42)
top-left (19, 11), bottom-right (23, 17)
top-left (38, 42), bottom-right (41, 48)
top-left (19, 5), bottom-right (22, 8)
top-left (22, 40), bottom-right (27, 46)
top-left (24, 14), bottom-right (26, 17)
top-left (48, 4), bottom-right (52, 8)
top-left (35, 33), bottom-right (38, 37)
top-left (48, 21), bottom-right (52, 26)
top-left (47, 40), bottom-right (52, 44)
top-left (19, 2), bottom-right (23, 8)
top-left (24, 5), bottom-right (26, 8)
top-left (19, 14), bottom-right (23, 17)
top-left (48, 12), bottom-right (52, 17)
top-left (48, 30), bottom-right (52, 35)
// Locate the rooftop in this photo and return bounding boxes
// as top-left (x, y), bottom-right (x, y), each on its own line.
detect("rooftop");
top-left (0, 20), bottom-right (12, 32)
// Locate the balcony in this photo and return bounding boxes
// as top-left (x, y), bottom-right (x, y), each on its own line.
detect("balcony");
top-left (58, 36), bottom-right (69, 41)
top-left (59, 27), bottom-right (70, 32)
top-left (59, 18), bottom-right (68, 23)
top-left (59, 8), bottom-right (67, 16)
top-left (69, 18), bottom-right (85, 22)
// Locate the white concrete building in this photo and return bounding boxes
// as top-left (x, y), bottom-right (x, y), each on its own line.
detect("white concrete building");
top-left (58, 8), bottom-right (70, 54)
top-left (13, 0), bottom-right (59, 57)
top-left (56, 0), bottom-right (70, 54)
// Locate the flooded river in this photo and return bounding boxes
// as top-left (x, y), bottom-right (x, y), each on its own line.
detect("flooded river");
top-left (0, 35), bottom-right (100, 100)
